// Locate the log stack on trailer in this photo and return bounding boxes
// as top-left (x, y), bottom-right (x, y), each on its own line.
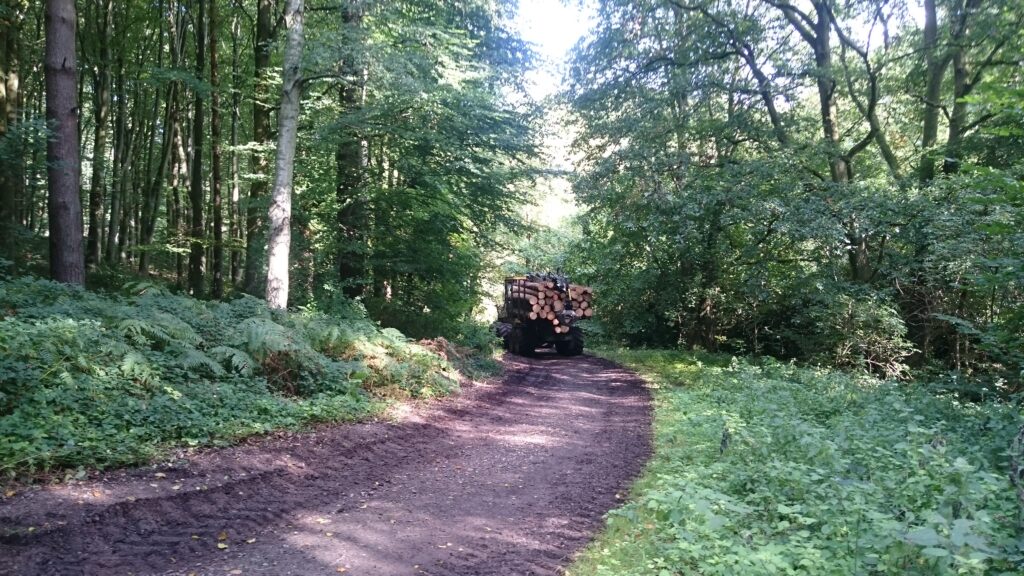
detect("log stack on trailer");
top-left (495, 273), bottom-right (594, 356)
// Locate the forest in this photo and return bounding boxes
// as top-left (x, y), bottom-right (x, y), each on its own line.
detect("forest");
top-left (563, 0), bottom-right (1023, 385)
top-left (1, 0), bottom-right (1023, 573)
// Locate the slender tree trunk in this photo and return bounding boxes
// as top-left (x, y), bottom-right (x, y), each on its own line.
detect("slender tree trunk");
top-left (944, 49), bottom-right (970, 174)
top-left (0, 7), bottom-right (10, 241)
top-left (266, 0), bottom-right (305, 310)
top-left (209, 0), bottom-right (224, 298)
top-left (243, 0), bottom-right (274, 295)
top-left (919, 0), bottom-right (947, 183)
top-left (140, 0), bottom-right (181, 274)
top-left (44, 0), bottom-right (85, 284)
top-left (336, 2), bottom-right (368, 297)
top-left (229, 11), bottom-right (241, 284)
top-left (85, 0), bottom-right (112, 268)
top-left (0, 2), bottom-right (23, 243)
top-left (188, 0), bottom-right (206, 297)
top-left (811, 6), bottom-right (847, 183)
top-left (105, 50), bottom-right (126, 262)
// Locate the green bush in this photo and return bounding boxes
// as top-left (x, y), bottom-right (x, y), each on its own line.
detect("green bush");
top-left (569, 349), bottom-right (1023, 576)
top-left (796, 290), bottom-right (915, 379)
top-left (0, 275), bottom-right (469, 478)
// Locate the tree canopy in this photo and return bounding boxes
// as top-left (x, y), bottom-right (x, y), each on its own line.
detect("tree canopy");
top-left (565, 0), bottom-right (1024, 384)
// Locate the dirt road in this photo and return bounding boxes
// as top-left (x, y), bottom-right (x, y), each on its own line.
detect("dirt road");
top-left (0, 353), bottom-right (651, 575)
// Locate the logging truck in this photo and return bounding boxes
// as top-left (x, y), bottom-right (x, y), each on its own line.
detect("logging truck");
top-left (494, 274), bottom-right (593, 356)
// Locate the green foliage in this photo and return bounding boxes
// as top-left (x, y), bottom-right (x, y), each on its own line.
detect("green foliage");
top-left (0, 275), bottom-right (471, 477)
top-left (558, 0), bottom-right (1024, 387)
top-left (796, 289), bottom-right (915, 379)
top-left (568, 349), bottom-right (1024, 576)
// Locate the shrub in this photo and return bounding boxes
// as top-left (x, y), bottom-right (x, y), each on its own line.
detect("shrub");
top-left (0, 274), bottom-right (472, 478)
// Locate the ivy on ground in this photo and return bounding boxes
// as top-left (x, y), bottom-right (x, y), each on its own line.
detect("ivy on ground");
top-left (569, 349), bottom-right (1024, 576)
top-left (0, 276), bottom-right (495, 478)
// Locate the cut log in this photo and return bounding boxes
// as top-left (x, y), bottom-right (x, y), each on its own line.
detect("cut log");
top-left (511, 294), bottom-right (538, 305)
top-left (510, 287), bottom-right (540, 298)
top-left (583, 308), bottom-right (593, 317)
top-left (529, 311), bottom-right (538, 320)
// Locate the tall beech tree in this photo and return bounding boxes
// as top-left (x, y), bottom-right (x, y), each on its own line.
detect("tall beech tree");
top-left (187, 0), bottom-right (206, 297)
top-left (43, 0), bottom-right (84, 284)
top-left (265, 0), bottom-right (305, 310)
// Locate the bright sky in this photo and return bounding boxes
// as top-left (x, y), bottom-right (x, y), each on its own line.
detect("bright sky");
top-left (510, 0), bottom-right (596, 227)
top-left (514, 0), bottom-right (597, 101)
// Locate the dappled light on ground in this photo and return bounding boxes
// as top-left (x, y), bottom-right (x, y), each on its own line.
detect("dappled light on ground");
top-left (0, 354), bottom-right (651, 575)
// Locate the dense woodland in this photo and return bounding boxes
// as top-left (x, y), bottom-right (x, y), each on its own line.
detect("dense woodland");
top-left (564, 0), bottom-right (1023, 386)
top-left (1, 0), bottom-right (1021, 385)
top-left (0, 0), bottom-right (535, 337)
top-left (1, 1), bottom-right (1024, 572)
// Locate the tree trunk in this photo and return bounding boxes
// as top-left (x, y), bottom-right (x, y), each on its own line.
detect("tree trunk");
top-left (229, 11), bottom-right (241, 285)
top-left (943, 50), bottom-right (967, 175)
top-left (209, 0), bottom-right (224, 298)
top-left (105, 49), bottom-right (126, 262)
top-left (0, 7), bottom-right (10, 241)
top-left (139, 0), bottom-right (178, 273)
top-left (44, 0), bottom-right (85, 284)
top-left (243, 0), bottom-right (274, 295)
top-left (0, 2), bottom-right (23, 243)
top-left (810, 4), bottom-right (847, 183)
top-left (187, 0), bottom-right (206, 297)
top-left (265, 0), bottom-right (305, 310)
top-left (85, 0), bottom-right (112, 268)
top-left (918, 0), bottom-right (948, 183)
top-left (336, 2), bottom-right (368, 297)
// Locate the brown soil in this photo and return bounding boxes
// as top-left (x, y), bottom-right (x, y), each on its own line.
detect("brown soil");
top-left (0, 353), bottom-right (651, 576)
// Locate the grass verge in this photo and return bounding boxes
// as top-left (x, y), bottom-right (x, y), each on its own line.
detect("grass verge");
top-left (0, 275), bottom-right (499, 483)
top-left (567, 349), bottom-right (1023, 576)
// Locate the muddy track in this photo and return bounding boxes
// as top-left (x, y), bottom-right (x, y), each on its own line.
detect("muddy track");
top-left (0, 353), bottom-right (651, 575)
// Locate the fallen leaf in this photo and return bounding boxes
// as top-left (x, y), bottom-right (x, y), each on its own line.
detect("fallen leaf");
top-left (4, 490), bottom-right (15, 498)
top-left (316, 517), bottom-right (330, 524)
top-left (245, 538), bottom-right (256, 544)
top-left (325, 532), bottom-right (334, 537)
top-left (336, 568), bottom-right (347, 573)
top-left (217, 543), bottom-right (229, 550)
top-left (229, 570), bottom-right (242, 575)
top-left (172, 485), bottom-right (182, 491)
top-left (191, 535), bottom-right (201, 540)
top-left (154, 472), bottom-right (166, 478)
top-left (218, 531), bottom-right (229, 541)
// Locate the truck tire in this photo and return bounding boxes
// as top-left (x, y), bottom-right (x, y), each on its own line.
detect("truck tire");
top-left (556, 328), bottom-right (584, 356)
top-left (508, 326), bottom-right (535, 357)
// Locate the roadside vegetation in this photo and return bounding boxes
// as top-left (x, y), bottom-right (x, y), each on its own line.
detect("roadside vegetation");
top-left (0, 273), bottom-right (498, 481)
top-left (568, 349), bottom-right (1023, 576)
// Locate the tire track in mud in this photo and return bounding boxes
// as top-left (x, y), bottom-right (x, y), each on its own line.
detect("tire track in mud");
top-left (0, 353), bottom-right (651, 575)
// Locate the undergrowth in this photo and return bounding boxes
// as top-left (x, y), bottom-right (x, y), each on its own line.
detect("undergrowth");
top-left (568, 349), bottom-right (1024, 576)
top-left (0, 275), bottom-right (495, 480)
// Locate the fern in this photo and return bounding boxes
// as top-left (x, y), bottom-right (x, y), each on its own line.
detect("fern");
top-left (0, 273), bottom-right (473, 475)
top-left (209, 345), bottom-right (255, 376)
top-left (120, 351), bottom-right (160, 386)
top-left (175, 346), bottom-right (226, 376)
